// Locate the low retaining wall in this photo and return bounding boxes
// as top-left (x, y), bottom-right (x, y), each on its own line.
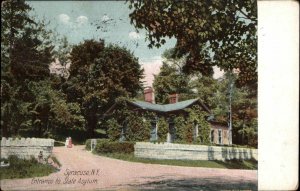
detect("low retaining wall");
top-left (134, 142), bottom-right (257, 161)
top-left (1, 137), bottom-right (54, 160)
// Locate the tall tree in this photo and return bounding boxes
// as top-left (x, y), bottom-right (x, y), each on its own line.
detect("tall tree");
top-left (1, 0), bottom-right (55, 136)
top-left (65, 39), bottom-right (143, 136)
top-left (128, 0), bottom-right (257, 87)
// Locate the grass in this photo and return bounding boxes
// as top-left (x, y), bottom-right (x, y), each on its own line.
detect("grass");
top-left (0, 156), bottom-right (58, 180)
top-left (94, 152), bottom-right (257, 170)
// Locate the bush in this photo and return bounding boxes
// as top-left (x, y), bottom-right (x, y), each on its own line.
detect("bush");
top-left (85, 138), bottom-right (110, 150)
top-left (94, 140), bottom-right (134, 154)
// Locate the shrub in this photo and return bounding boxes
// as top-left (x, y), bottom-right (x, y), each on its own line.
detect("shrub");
top-left (94, 140), bottom-right (134, 154)
top-left (85, 138), bottom-right (110, 150)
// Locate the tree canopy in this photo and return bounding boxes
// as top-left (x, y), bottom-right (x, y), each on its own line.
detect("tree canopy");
top-left (1, 0), bottom-right (81, 137)
top-left (128, 0), bottom-right (257, 87)
top-left (64, 39), bottom-right (144, 135)
top-left (153, 53), bottom-right (257, 147)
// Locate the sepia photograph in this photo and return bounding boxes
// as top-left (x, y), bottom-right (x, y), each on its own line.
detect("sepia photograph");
top-left (1, 0), bottom-right (261, 190)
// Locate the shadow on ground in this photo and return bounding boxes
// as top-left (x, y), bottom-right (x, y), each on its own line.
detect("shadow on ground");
top-left (116, 176), bottom-right (257, 191)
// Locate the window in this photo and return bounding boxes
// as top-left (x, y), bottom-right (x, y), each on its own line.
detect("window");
top-left (210, 130), bottom-right (214, 143)
top-left (150, 121), bottom-right (157, 141)
top-left (168, 122), bottom-right (176, 143)
top-left (218, 129), bottom-right (222, 144)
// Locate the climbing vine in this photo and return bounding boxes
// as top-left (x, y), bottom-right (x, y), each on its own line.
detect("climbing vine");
top-left (185, 105), bottom-right (211, 144)
top-left (157, 117), bottom-right (168, 142)
top-left (174, 115), bottom-right (185, 142)
top-left (106, 99), bottom-right (211, 144)
top-left (106, 98), bottom-right (151, 142)
top-left (106, 118), bottom-right (121, 141)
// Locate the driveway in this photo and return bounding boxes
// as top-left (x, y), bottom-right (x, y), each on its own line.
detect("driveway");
top-left (1, 145), bottom-right (257, 190)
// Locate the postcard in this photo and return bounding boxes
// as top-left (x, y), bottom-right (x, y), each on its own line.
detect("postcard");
top-left (0, 0), bottom-right (298, 190)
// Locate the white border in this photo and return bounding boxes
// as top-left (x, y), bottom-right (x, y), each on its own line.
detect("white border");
top-left (258, 1), bottom-right (299, 190)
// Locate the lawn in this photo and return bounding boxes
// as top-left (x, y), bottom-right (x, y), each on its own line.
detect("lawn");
top-left (0, 156), bottom-right (58, 180)
top-left (94, 152), bottom-right (257, 170)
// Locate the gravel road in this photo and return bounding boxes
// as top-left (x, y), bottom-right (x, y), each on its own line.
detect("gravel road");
top-left (1, 145), bottom-right (257, 190)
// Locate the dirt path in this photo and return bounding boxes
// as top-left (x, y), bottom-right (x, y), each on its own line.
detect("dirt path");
top-left (1, 145), bottom-right (257, 190)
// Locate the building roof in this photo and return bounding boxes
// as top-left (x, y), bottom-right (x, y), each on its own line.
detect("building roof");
top-left (103, 98), bottom-right (211, 118)
top-left (129, 98), bottom-right (211, 113)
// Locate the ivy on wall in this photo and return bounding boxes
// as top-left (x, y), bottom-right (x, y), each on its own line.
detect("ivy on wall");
top-left (157, 117), bottom-right (168, 142)
top-left (185, 105), bottom-right (211, 144)
top-left (106, 100), bottom-right (211, 144)
top-left (106, 118), bottom-right (121, 141)
top-left (174, 115), bottom-right (185, 141)
top-left (106, 98), bottom-right (152, 142)
top-left (126, 113), bottom-right (151, 141)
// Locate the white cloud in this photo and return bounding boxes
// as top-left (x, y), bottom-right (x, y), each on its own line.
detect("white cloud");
top-left (58, 14), bottom-right (70, 24)
top-left (129, 31), bottom-right (141, 39)
top-left (76, 16), bottom-right (88, 26)
top-left (58, 14), bottom-right (89, 28)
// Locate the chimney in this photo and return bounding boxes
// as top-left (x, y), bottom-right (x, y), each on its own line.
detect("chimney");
top-left (169, 93), bottom-right (179, 104)
top-left (144, 87), bottom-right (155, 104)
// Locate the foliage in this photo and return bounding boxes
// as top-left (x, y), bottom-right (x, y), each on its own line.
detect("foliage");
top-left (128, 0), bottom-right (257, 87)
top-left (17, 80), bottom-right (85, 136)
top-left (64, 40), bottom-right (143, 136)
top-left (106, 118), bottom-right (122, 141)
top-left (152, 54), bottom-right (257, 147)
top-left (94, 140), bottom-right (134, 154)
top-left (153, 62), bottom-right (190, 104)
top-left (186, 106), bottom-right (211, 144)
top-left (1, 0), bottom-right (57, 137)
top-left (0, 155), bottom-right (56, 179)
top-left (126, 113), bottom-right (151, 141)
top-left (106, 99), bottom-right (152, 142)
top-left (1, 0), bottom-right (54, 82)
top-left (174, 115), bottom-right (185, 141)
top-left (182, 120), bottom-right (194, 144)
top-left (157, 117), bottom-right (168, 142)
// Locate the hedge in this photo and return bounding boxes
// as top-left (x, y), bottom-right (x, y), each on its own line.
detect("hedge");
top-left (86, 139), bottom-right (135, 154)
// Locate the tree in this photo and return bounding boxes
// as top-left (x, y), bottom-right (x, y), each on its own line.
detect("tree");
top-left (128, 0), bottom-right (257, 87)
top-left (209, 72), bottom-right (258, 147)
top-left (153, 62), bottom-right (190, 104)
top-left (1, 0), bottom-right (55, 136)
top-left (1, 0), bottom-right (54, 82)
top-left (153, 60), bottom-right (257, 146)
top-left (65, 39), bottom-right (143, 136)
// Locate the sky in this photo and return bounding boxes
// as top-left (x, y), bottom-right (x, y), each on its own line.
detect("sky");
top-left (28, 1), bottom-right (223, 86)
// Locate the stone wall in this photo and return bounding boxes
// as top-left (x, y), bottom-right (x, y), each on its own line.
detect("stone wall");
top-left (134, 142), bottom-right (257, 161)
top-left (1, 137), bottom-right (54, 160)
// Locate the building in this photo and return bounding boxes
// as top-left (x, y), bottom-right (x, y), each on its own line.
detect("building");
top-left (105, 87), bottom-right (230, 145)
